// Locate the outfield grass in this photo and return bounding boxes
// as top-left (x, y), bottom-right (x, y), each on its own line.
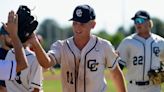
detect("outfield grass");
top-left (43, 69), bottom-right (164, 92)
top-left (43, 80), bottom-right (62, 92)
top-left (43, 80), bottom-right (117, 92)
top-left (43, 79), bottom-right (116, 92)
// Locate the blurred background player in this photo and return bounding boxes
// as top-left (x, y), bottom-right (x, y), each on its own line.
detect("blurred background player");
top-left (117, 10), bottom-right (163, 92)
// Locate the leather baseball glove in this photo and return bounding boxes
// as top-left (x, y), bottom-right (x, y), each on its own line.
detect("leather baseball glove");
top-left (0, 5), bottom-right (38, 43)
top-left (148, 66), bottom-right (164, 85)
top-left (16, 5), bottom-right (38, 43)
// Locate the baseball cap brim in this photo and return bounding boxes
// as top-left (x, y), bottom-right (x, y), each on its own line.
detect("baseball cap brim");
top-left (69, 18), bottom-right (89, 23)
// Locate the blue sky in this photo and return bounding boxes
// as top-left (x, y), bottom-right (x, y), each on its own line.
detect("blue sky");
top-left (1, 0), bottom-right (164, 34)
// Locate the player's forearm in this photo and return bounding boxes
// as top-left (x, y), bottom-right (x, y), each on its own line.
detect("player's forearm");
top-left (32, 88), bottom-right (39, 92)
top-left (11, 35), bottom-right (28, 72)
top-left (114, 73), bottom-right (127, 92)
top-left (32, 40), bottom-right (52, 68)
top-left (110, 65), bottom-right (127, 92)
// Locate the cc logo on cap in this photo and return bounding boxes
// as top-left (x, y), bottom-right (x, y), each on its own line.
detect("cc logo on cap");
top-left (76, 9), bottom-right (82, 17)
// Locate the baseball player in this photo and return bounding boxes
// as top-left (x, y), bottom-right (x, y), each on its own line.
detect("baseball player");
top-left (117, 10), bottom-right (163, 92)
top-left (0, 33), bottom-right (13, 92)
top-left (3, 8), bottom-right (43, 92)
top-left (29, 4), bottom-right (127, 92)
top-left (5, 46), bottom-right (43, 92)
top-left (0, 10), bottom-right (28, 80)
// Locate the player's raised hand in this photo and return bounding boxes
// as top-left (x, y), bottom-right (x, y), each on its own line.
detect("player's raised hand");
top-left (3, 10), bottom-right (18, 37)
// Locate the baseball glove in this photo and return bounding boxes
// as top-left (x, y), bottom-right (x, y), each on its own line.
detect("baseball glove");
top-left (16, 5), bottom-right (38, 43)
top-left (0, 5), bottom-right (38, 43)
top-left (148, 66), bottom-right (164, 85)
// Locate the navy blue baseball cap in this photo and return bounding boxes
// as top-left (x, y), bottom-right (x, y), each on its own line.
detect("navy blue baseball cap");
top-left (131, 10), bottom-right (150, 20)
top-left (69, 4), bottom-right (96, 23)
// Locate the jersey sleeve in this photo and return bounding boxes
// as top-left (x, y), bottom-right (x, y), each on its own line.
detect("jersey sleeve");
top-left (116, 39), bottom-right (129, 66)
top-left (0, 60), bottom-right (16, 80)
top-left (104, 41), bottom-right (119, 70)
top-left (48, 40), bottom-right (62, 65)
top-left (29, 57), bottom-right (43, 91)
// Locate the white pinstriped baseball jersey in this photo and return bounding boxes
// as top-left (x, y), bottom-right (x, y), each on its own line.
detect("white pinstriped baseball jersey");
top-left (117, 33), bottom-right (164, 92)
top-left (48, 35), bottom-right (119, 92)
top-left (5, 48), bottom-right (43, 92)
top-left (0, 60), bottom-right (16, 80)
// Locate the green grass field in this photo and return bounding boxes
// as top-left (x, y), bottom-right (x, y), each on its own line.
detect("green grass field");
top-left (43, 78), bottom-right (116, 92)
top-left (43, 69), bottom-right (164, 92)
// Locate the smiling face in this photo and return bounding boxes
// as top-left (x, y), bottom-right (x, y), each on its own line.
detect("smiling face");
top-left (72, 20), bottom-right (96, 38)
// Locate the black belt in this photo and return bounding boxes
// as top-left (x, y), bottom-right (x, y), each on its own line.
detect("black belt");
top-left (129, 80), bottom-right (149, 86)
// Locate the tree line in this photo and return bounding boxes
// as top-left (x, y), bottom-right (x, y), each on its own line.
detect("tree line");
top-left (37, 17), bottom-right (164, 50)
